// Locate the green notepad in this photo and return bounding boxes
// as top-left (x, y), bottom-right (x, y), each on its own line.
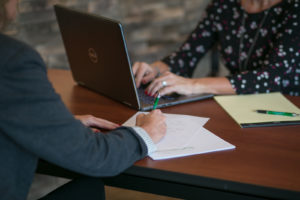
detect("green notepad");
top-left (214, 92), bottom-right (300, 128)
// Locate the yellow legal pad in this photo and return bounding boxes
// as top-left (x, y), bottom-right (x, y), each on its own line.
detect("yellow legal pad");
top-left (214, 92), bottom-right (300, 128)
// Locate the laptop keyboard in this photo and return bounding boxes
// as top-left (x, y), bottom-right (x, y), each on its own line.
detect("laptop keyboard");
top-left (137, 87), bottom-right (178, 105)
top-left (137, 87), bottom-right (155, 104)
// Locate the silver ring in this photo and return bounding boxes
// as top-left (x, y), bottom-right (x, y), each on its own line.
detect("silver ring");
top-left (162, 81), bottom-right (167, 87)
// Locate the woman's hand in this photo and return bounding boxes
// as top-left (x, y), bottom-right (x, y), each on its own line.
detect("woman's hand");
top-left (133, 61), bottom-right (236, 97)
top-left (145, 71), bottom-right (196, 96)
top-left (75, 115), bottom-right (120, 132)
top-left (132, 62), bottom-right (159, 88)
top-left (132, 61), bottom-right (170, 88)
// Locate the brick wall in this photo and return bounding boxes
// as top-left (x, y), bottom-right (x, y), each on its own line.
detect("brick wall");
top-left (6, 0), bottom-right (212, 74)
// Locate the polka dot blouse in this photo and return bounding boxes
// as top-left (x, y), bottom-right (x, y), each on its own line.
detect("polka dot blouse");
top-left (162, 0), bottom-right (300, 96)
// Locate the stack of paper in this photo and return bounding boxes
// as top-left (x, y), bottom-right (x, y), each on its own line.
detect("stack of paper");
top-left (123, 112), bottom-right (235, 160)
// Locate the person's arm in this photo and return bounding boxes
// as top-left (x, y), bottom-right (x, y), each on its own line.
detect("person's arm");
top-left (162, 0), bottom-right (220, 77)
top-left (76, 114), bottom-right (161, 155)
top-left (0, 45), bottom-right (163, 177)
top-left (132, 61), bottom-right (170, 88)
top-left (133, 0), bottom-right (220, 87)
top-left (182, 76), bottom-right (235, 95)
top-left (148, 2), bottom-right (300, 97)
top-left (146, 71), bottom-right (235, 96)
top-left (227, 5), bottom-right (300, 96)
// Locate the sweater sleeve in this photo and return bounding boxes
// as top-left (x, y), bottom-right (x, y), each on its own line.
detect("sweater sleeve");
top-left (227, 5), bottom-right (300, 96)
top-left (162, 0), bottom-right (220, 77)
top-left (0, 45), bottom-right (148, 177)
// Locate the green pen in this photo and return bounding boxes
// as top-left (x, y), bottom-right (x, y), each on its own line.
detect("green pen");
top-left (255, 109), bottom-right (300, 117)
top-left (153, 92), bottom-right (161, 110)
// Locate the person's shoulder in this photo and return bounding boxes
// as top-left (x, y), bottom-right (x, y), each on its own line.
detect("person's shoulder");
top-left (0, 33), bottom-right (42, 62)
top-left (0, 33), bottom-right (44, 71)
top-left (0, 33), bottom-right (35, 53)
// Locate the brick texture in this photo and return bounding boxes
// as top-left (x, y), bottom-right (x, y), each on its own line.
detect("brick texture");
top-left (6, 0), bottom-right (211, 72)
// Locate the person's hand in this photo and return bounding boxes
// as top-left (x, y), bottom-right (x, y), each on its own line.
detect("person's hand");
top-left (132, 62), bottom-right (159, 88)
top-left (75, 115), bottom-right (120, 132)
top-left (135, 110), bottom-right (166, 143)
top-left (145, 71), bottom-right (195, 96)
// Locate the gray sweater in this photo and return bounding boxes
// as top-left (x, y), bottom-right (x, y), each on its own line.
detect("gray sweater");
top-left (0, 33), bottom-right (147, 200)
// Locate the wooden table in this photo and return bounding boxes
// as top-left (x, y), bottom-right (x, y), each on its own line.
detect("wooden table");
top-left (38, 69), bottom-right (300, 200)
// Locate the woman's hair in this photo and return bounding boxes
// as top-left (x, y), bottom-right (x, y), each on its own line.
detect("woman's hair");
top-left (0, 0), bottom-right (9, 31)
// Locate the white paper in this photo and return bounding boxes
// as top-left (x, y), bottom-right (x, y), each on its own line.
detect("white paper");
top-left (123, 112), bottom-right (209, 150)
top-left (156, 113), bottom-right (210, 149)
top-left (150, 127), bottom-right (235, 160)
top-left (123, 112), bottom-right (235, 160)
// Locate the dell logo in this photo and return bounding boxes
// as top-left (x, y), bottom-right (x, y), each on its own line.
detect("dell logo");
top-left (88, 48), bottom-right (98, 63)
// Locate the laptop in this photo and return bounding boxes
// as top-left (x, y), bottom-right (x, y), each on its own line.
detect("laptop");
top-left (54, 5), bottom-right (213, 111)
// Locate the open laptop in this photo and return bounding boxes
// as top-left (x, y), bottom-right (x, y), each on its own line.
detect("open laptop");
top-left (54, 5), bottom-right (213, 111)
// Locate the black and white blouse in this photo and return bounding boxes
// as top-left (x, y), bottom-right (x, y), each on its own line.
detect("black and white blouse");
top-left (162, 0), bottom-right (300, 96)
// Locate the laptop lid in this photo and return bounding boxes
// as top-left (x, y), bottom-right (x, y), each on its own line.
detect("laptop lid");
top-left (54, 5), bottom-right (213, 111)
top-left (55, 5), bottom-right (141, 110)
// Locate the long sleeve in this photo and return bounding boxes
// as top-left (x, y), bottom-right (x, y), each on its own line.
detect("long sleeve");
top-left (162, 0), bottom-right (219, 77)
top-left (161, 0), bottom-right (299, 96)
top-left (228, 4), bottom-right (300, 95)
top-left (0, 39), bottom-right (148, 178)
